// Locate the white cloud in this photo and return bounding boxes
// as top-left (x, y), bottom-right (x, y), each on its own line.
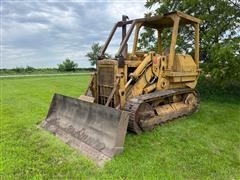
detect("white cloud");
top-left (105, 1), bottom-right (146, 20)
top-left (2, 1), bottom-right (147, 69)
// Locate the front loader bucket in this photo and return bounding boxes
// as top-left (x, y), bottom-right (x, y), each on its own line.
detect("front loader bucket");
top-left (41, 93), bottom-right (129, 166)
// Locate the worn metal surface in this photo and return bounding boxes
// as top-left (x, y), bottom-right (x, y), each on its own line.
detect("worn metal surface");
top-left (78, 95), bottom-right (95, 103)
top-left (97, 60), bottom-right (119, 107)
top-left (124, 88), bottom-right (199, 133)
top-left (42, 94), bottom-right (129, 166)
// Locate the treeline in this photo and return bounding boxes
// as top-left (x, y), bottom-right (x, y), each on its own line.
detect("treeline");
top-left (0, 67), bottom-right (95, 75)
top-left (1, 59), bottom-right (96, 75)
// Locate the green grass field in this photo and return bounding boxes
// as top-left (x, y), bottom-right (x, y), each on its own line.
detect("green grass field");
top-left (1, 75), bottom-right (240, 179)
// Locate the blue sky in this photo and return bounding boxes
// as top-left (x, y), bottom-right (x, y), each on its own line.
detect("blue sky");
top-left (1, 0), bottom-right (151, 68)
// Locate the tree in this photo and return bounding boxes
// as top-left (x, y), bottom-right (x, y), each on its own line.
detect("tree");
top-left (58, 58), bottom-right (78, 71)
top-left (85, 43), bottom-right (111, 66)
top-left (206, 38), bottom-right (240, 85)
top-left (140, 0), bottom-right (240, 85)
top-left (14, 67), bottom-right (25, 73)
top-left (25, 66), bottom-right (35, 72)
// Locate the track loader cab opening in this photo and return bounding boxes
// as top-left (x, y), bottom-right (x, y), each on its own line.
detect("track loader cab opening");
top-left (42, 11), bottom-right (201, 166)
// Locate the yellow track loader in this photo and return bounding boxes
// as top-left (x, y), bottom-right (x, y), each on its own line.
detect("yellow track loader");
top-left (42, 11), bottom-right (201, 166)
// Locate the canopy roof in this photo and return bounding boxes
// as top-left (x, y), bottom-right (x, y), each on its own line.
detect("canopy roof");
top-left (101, 11), bottom-right (201, 57)
top-left (117, 11), bottom-right (201, 29)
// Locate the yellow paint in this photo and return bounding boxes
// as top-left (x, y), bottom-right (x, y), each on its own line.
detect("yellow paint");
top-left (87, 11), bottom-right (201, 108)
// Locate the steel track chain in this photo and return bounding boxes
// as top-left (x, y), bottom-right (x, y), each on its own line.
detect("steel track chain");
top-left (124, 88), bottom-right (199, 133)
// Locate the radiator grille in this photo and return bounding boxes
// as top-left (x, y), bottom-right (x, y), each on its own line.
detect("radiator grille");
top-left (98, 66), bottom-right (114, 86)
top-left (97, 63), bottom-right (116, 107)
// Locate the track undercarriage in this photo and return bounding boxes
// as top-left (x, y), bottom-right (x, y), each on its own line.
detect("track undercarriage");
top-left (125, 88), bottom-right (199, 133)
